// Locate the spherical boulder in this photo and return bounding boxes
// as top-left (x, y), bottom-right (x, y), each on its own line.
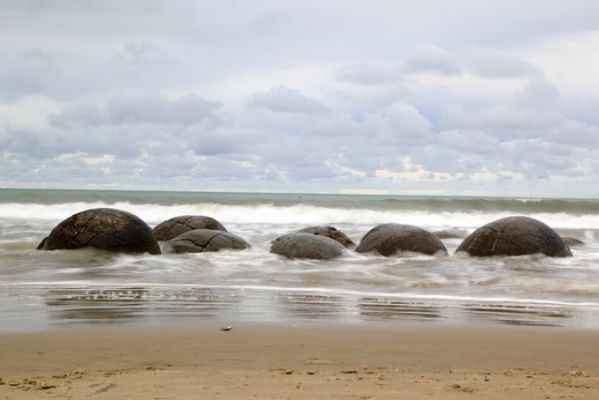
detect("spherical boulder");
top-left (163, 229), bottom-right (249, 254)
top-left (270, 233), bottom-right (345, 260)
top-left (561, 236), bottom-right (584, 247)
top-left (153, 215), bottom-right (226, 241)
top-left (296, 226), bottom-right (355, 248)
top-left (40, 208), bottom-right (161, 254)
top-left (355, 223), bottom-right (448, 256)
top-left (456, 216), bottom-right (572, 257)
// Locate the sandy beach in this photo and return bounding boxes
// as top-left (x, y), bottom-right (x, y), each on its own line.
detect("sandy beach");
top-left (1, 322), bottom-right (599, 399)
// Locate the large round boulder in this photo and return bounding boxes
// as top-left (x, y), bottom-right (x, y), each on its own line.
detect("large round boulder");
top-left (153, 215), bottom-right (226, 241)
top-left (296, 226), bottom-right (355, 248)
top-left (163, 229), bottom-right (249, 254)
top-left (561, 236), bottom-right (584, 247)
top-left (270, 233), bottom-right (345, 260)
top-left (355, 223), bottom-right (448, 256)
top-left (456, 216), bottom-right (572, 257)
top-left (40, 208), bottom-right (161, 254)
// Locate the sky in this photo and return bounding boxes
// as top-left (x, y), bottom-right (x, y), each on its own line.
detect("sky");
top-left (1, 0), bottom-right (599, 197)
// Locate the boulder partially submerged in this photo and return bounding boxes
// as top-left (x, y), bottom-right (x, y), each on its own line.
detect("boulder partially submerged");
top-left (270, 232), bottom-right (345, 260)
top-left (561, 236), bottom-right (584, 247)
top-left (456, 216), bottom-right (572, 257)
top-left (296, 226), bottom-right (355, 248)
top-left (153, 215), bottom-right (227, 241)
top-left (356, 223), bottom-right (448, 256)
top-left (39, 208), bottom-right (161, 254)
top-left (163, 229), bottom-right (249, 254)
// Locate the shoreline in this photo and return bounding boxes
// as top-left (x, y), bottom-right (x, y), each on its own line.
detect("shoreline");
top-left (2, 322), bottom-right (599, 399)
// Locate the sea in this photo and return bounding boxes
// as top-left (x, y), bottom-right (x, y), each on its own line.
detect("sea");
top-left (1, 188), bottom-right (599, 332)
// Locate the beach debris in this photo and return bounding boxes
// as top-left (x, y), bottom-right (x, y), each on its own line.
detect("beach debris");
top-left (569, 370), bottom-right (586, 377)
top-left (221, 326), bottom-right (233, 331)
top-left (341, 370), bottom-right (358, 374)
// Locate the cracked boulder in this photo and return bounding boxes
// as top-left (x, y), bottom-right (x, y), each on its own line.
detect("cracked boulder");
top-left (153, 215), bottom-right (227, 241)
top-left (163, 229), bottom-right (249, 254)
top-left (356, 223), bottom-right (448, 256)
top-left (39, 208), bottom-right (161, 254)
top-left (296, 226), bottom-right (355, 248)
top-left (456, 216), bottom-right (572, 257)
top-left (270, 233), bottom-right (345, 260)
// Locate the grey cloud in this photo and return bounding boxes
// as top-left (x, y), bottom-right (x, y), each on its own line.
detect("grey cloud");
top-left (334, 63), bottom-right (401, 85)
top-left (248, 87), bottom-right (327, 114)
top-left (462, 48), bottom-right (538, 79)
top-left (51, 94), bottom-right (222, 127)
top-left (110, 41), bottom-right (172, 65)
top-left (401, 48), bottom-right (462, 76)
top-left (438, 130), bottom-right (501, 154)
top-left (364, 103), bottom-right (434, 146)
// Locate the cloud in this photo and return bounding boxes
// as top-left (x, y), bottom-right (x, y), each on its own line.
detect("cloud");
top-left (50, 94), bottom-right (222, 127)
top-left (401, 47), bottom-right (462, 76)
top-left (248, 86), bottom-right (327, 114)
top-left (364, 103), bottom-right (434, 146)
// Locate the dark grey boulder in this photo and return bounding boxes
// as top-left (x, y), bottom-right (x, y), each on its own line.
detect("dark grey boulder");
top-left (163, 229), bottom-right (249, 254)
top-left (36, 237), bottom-right (47, 250)
top-left (560, 236), bottom-right (584, 247)
top-left (153, 215), bottom-right (226, 241)
top-left (270, 233), bottom-right (345, 260)
top-left (296, 226), bottom-right (355, 248)
top-left (355, 223), bottom-right (448, 256)
top-left (40, 208), bottom-right (161, 254)
top-left (456, 216), bottom-right (572, 257)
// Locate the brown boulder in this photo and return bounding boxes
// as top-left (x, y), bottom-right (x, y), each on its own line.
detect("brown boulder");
top-left (356, 223), bottom-right (448, 256)
top-left (270, 233), bottom-right (345, 260)
top-left (40, 208), bottom-right (161, 254)
top-left (296, 226), bottom-right (355, 248)
top-left (456, 216), bottom-right (572, 257)
top-left (163, 229), bottom-right (249, 254)
top-left (153, 215), bottom-right (226, 241)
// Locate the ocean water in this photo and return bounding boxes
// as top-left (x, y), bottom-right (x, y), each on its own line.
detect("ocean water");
top-left (1, 188), bottom-right (599, 331)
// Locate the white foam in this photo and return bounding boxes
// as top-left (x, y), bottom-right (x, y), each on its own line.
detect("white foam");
top-left (2, 201), bottom-right (599, 230)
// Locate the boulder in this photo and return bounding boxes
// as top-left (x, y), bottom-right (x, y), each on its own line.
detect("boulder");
top-left (153, 215), bottom-right (226, 241)
top-left (270, 233), bottom-right (345, 260)
top-left (163, 229), bottom-right (249, 254)
top-left (355, 223), bottom-right (448, 256)
top-left (560, 236), bottom-right (584, 247)
top-left (296, 225), bottom-right (355, 248)
top-left (456, 216), bottom-right (572, 257)
top-left (40, 208), bottom-right (161, 254)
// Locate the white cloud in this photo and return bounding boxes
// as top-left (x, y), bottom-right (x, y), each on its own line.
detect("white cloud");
top-left (248, 86), bottom-right (327, 114)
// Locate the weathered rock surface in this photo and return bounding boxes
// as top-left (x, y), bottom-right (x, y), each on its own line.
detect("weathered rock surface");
top-left (40, 208), bottom-right (161, 254)
top-left (296, 226), bottom-right (355, 248)
top-left (355, 223), bottom-right (448, 256)
top-left (270, 233), bottom-right (345, 260)
top-left (153, 215), bottom-right (227, 241)
top-left (560, 236), bottom-right (584, 247)
top-left (456, 216), bottom-right (572, 257)
top-left (163, 229), bottom-right (249, 254)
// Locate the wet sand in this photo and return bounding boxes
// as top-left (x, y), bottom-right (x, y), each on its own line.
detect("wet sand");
top-left (1, 322), bottom-right (599, 399)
